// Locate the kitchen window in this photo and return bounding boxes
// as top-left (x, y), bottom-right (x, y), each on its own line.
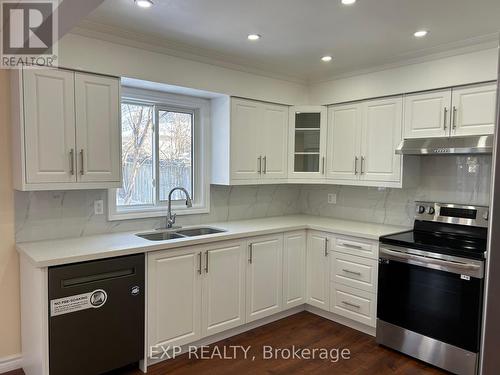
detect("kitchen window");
top-left (108, 87), bottom-right (210, 220)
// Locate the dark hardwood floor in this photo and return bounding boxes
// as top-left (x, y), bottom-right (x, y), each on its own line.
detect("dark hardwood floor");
top-left (121, 311), bottom-right (447, 375)
top-left (4, 312), bottom-right (447, 375)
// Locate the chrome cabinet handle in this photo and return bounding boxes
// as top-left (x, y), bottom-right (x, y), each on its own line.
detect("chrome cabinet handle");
top-left (79, 149), bottom-right (85, 175)
top-left (443, 107), bottom-right (448, 130)
top-left (205, 251), bottom-right (209, 273)
top-left (354, 156), bottom-right (358, 175)
top-left (342, 301), bottom-right (361, 309)
top-left (324, 238), bottom-right (329, 257)
top-left (452, 106), bottom-right (457, 130)
top-left (342, 269), bottom-right (362, 276)
top-left (248, 244), bottom-right (253, 264)
top-left (360, 156), bottom-right (365, 175)
top-left (258, 156), bottom-right (262, 174)
top-left (322, 157), bottom-right (325, 174)
top-left (263, 156), bottom-right (267, 174)
top-left (341, 243), bottom-right (364, 250)
top-left (69, 149), bottom-right (75, 175)
top-left (198, 252), bottom-right (202, 275)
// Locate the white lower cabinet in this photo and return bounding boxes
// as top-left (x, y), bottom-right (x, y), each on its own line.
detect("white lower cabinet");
top-left (147, 230), bottom-right (379, 357)
top-left (283, 231), bottom-right (307, 308)
top-left (246, 234), bottom-right (284, 322)
top-left (148, 247), bottom-right (203, 349)
top-left (306, 231), bottom-right (331, 310)
top-left (329, 235), bottom-right (378, 327)
top-left (202, 241), bottom-right (247, 336)
top-left (330, 284), bottom-right (377, 327)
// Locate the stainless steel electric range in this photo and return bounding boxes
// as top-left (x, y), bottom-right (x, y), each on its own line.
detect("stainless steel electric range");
top-left (377, 202), bottom-right (489, 375)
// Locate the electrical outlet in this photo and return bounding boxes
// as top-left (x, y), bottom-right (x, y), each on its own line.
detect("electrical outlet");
top-left (94, 200), bottom-right (104, 215)
top-left (327, 193), bottom-right (337, 204)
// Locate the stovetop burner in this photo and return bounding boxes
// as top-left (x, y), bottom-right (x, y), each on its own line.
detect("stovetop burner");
top-left (380, 201), bottom-right (489, 260)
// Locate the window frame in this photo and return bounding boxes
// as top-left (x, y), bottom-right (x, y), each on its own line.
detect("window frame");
top-left (108, 86), bottom-right (210, 221)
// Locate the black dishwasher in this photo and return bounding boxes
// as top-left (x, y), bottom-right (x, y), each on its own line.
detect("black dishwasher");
top-left (48, 254), bottom-right (145, 375)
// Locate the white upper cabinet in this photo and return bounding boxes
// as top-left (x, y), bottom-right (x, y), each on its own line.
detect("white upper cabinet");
top-left (12, 68), bottom-right (121, 190)
top-left (404, 89), bottom-right (451, 139)
top-left (212, 97), bottom-right (288, 185)
top-left (403, 82), bottom-right (496, 139)
top-left (22, 69), bottom-right (76, 184)
top-left (361, 97), bottom-right (402, 183)
top-left (288, 106), bottom-right (327, 179)
top-left (229, 98), bottom-right (261, 180)
top-left (451, 83), bottom-right (497, 137)
top-left (75, 73), bottom-right (121, 183)
top-left (326, 104), bottom-right (361, 181)
top-left (327, 97), bottom-right (404, 187)
top-left (261, 103), bottom-right (288, 179)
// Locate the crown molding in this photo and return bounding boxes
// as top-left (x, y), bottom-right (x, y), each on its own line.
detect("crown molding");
top-left (70, 20), bottom-right (308, 85)
top-left (309, 33), bottom-right (499, 85)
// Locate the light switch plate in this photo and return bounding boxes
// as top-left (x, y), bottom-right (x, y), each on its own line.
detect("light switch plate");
top-left (94, 200), bottom-right (104, 215)
top-left (328, 193), bottom-right (337, 204)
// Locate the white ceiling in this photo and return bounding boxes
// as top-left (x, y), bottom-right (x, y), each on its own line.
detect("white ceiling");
top-left (81, 0), bottom-right (500, 83)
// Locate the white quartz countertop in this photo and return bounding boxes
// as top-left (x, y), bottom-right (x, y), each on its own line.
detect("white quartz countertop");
top-left (16, 215), bottom-right (409, 267)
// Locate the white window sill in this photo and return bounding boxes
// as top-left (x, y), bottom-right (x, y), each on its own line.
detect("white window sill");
top-left (108, 204), bottom-right (209, 221)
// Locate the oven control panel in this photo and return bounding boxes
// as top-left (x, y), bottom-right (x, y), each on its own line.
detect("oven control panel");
top-left (415, 202), bottom-right (489, 228)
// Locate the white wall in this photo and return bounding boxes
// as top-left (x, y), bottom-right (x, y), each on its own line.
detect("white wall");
top-left (309, 47), bottom-right (499, 105)
top-left (57, 33), bottom-right (308, 105)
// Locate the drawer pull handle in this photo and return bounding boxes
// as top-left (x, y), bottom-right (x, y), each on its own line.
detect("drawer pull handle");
top-left (324, 238), bottom-right (329, 257)
top-left (342, 301), bottom-right (361, 309)
top-left (248, 244), bottom-right (253, 264)
top-left (341, 243), bottom-right (364, 250)
top-left (198, 252), bottom-right (202, 275)
top-left (342, 269), bottom-right (362, 276)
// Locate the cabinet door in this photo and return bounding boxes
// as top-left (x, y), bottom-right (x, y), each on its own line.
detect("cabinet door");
top-left (283, 231), bottom-right (306, 309)
top-left (261, 103), bottom-right (288, 179)
top-left (23, 69), bottom-right (76, 183)
top-left (306, 232), bottom-right (330, 310)
top-left (230, 98), bottom-right (261, 180)
top-left (75, 73), bottom-right (120, 182)
top-left (451, 83), bottom-right (497, 136)
top-left (403, 90), bottom-right (451, 139)
top-left (148, 248), bottom-right (202, 350)
top-left (246, 235), bottom-right (283, 322)
top-left (202, 241), bottom-right (246, 337)
top-left (326, 104), bottom-right (361, 181)
top-left (288, 106), bottom-right (327, 179)
top-left (360, 97), bottom-right (403, 183)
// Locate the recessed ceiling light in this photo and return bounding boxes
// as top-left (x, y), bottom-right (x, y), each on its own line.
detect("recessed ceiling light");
top-left (135, 0), bottom-right (153, 8)
top-left (414, 30), bottom-right (428, 38)
top-left (341, 0), bottom-right (356, 5)
top-left (247, 34), bottom-right (261, 41)
top-left (321, 55), bottom-right (333, 62)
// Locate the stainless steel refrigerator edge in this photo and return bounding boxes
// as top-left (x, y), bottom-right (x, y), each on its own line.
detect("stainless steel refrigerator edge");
top-left (480, 42), bottom-right (500, 375)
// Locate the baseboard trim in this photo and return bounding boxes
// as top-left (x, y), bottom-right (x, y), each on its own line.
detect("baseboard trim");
top-left (0, 354), bottom-right (22, 374)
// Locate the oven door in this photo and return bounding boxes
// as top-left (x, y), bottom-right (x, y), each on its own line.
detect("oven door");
top-left (377, 245), bottom-right (484, 353)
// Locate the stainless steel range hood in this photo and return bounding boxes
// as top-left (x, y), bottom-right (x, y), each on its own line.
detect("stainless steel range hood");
top-left (395, 135), bottom-right (494, 155)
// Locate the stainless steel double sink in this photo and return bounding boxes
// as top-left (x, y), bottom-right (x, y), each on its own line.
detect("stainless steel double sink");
top-left (136, 227), bottom-right (226, 241)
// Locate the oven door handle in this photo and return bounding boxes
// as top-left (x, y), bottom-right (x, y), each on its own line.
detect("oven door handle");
top-left (380, 247), bottom-right (483, 278)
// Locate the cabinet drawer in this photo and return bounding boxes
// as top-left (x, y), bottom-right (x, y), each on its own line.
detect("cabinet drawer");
top-left (334, 237), bottom-right (378, 259)
top-left (331, 253), bottom-right (377, 292)
top-left (330, 284), bottom-right (376, 327)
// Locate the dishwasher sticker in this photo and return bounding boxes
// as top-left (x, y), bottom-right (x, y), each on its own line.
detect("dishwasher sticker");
top-left (50, 289), bottom-right (108, 316)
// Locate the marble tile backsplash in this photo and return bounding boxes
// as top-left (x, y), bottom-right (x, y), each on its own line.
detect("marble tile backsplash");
top-left (15, 156), bottom-right (492, 242)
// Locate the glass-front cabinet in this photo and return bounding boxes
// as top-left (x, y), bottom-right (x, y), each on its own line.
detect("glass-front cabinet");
top-left (288, 106), bottom-right (327, 179)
